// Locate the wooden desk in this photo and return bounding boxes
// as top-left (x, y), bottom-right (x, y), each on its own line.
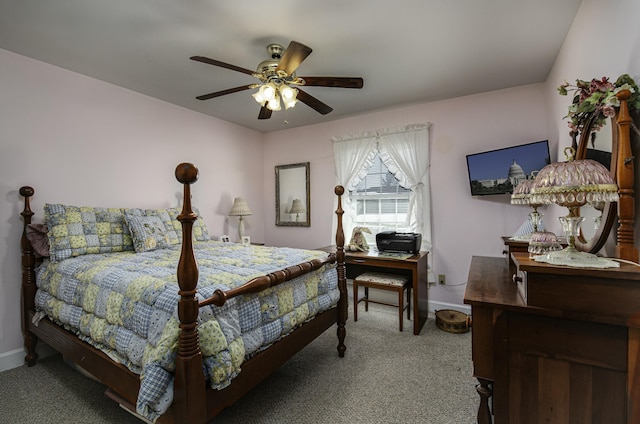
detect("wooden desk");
top-left (320, 246), bottom-right (429, 335)
top-left (464, 254), bottom-right (640, 424)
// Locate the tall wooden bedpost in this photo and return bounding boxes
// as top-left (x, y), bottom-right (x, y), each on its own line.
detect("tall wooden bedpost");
top-left (334, 185), bottom-right (347, 357)
top-left (615, 89), bottom-right (638, 262)
top-left (20, 186), bottom-right (38, 366)
top-left (174, 163), bottom-right (206, 424)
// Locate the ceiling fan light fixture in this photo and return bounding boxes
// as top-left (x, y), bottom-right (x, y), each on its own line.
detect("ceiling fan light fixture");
top-left (254, 82), bottom-right (297, 111)
top-left (192, 40), bottom-right (363, 119)
top-left (253, 82), bottom-right (279, 108)
top-left (281, 85), bottom-right (298, 109)
top-left (280, 84), bottom-right (296, 99)
top-left (260, 83), bottom-right (277, 101)
top-left (252, 91), bottom-right (266, 106)
top-left (283, 97), bottom-right (298, 110)
top-left (268, 96), bottom-right (281, 111)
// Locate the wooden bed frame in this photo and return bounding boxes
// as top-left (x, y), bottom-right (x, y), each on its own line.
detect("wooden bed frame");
top-left (19, 162), bottom-right (348, 424)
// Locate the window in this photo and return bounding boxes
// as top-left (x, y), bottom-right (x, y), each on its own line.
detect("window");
top-left (350, 153), bottom-right (411, 245)
top-left (332, 123), bottom-right (431, 261)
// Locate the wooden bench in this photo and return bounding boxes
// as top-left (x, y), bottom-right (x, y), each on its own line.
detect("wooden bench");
top-left (353, 272), bottom-right (411, 331)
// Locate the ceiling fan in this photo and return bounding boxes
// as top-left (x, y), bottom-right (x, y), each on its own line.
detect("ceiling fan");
top-left (190, 41), bottom-right (364, 120)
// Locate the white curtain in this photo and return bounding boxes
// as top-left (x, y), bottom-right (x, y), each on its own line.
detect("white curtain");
top-left (331, 123), bottom-right (432, 256)
top-left (332, 130), bottom-right (378, 235)
top-left (377, 123), bottom-right (432, 252)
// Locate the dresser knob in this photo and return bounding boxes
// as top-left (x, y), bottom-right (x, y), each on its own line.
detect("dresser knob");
top-left (512, 274), bottom-right (522, 283)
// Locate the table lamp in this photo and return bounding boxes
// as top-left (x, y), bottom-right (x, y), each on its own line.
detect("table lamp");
top-left (510, 178), bottom-right (544, 239)
top-left (288, 198), bottom-right (305, 222)
top-left (228, 197), bottom-right (252, 241)
top-left (530, 147), bottom-right (619, 267)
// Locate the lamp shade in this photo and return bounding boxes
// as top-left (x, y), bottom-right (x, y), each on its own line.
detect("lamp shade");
top-left (228, 197), bottom-right (252, 216)
top-left (288, 199), bottom-right (305, 214)
top-left (511, 179), bottom-right (541, 206)
top-left (527, 149), bottom-right (620, 268)
top-left (530, 158), bottom-right (618, 208)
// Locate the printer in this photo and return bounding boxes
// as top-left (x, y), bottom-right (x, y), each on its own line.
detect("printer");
top-left (376, 231), bottom-right (422, 254)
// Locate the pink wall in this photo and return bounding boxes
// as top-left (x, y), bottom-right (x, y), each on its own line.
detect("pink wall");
top-left (263, 85), bottom-right (551, 306)
top-left (0, 49), bottom-right (264, 363)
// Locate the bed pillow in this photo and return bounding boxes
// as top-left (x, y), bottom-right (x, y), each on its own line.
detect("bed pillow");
top-left (26, 223), bottom-right (50, 257)
top-left (124, 208), bottom-right (181, 247)
top-left (44, 204), bottom-right (133, 262)
top-left (124, 214), bottom-right (171, 253)
top-left (192, 207), bottom-right (211, 241)
top-left (167, 207), bottom-right (210, 242)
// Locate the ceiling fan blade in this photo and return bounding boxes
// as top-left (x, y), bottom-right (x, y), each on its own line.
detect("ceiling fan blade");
top-left (299, 76), bottom-right (364, 89)
top-left (190, 56), bottom-right (256, 76)
top-left (276, 41), bottom-right (313, 76)
top-left (196, 85), bottom-right (254, 101)
top-left (258, 105), bottom-right (272, 120)
top-left (296, 89), bottom-right (333, 115)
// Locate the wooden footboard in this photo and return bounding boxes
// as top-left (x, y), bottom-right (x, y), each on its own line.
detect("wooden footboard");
top-left (171, 164), bottom-right (347, 423)
top-left (19, 164), bottom-right (347, 424)
top-left (199, 257), bottom-right (336, 308)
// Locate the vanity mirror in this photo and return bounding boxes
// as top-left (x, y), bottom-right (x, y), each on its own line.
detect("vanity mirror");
top-left (579, 126), bottom-right (613, 242)
top-left (573, 89), bottom-right (636, 260)
top-left (573, 115), bottom-right (617, 253)
top-left (275, 162), bottom-right (310, 227)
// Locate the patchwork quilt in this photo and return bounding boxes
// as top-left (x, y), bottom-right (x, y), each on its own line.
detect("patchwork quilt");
top-left (34, 241), bottom-right (338, 421)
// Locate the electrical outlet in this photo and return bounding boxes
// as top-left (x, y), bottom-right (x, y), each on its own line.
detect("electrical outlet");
top-left (438, 274), bottom-right (446, 285)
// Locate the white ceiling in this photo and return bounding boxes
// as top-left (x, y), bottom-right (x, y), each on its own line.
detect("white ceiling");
top-left (0, 0), bottom-right (583, 133)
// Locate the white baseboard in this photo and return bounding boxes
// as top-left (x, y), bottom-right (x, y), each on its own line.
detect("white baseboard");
top-left (0, 344), bottom-right (57, 372)
top-left (0, 348), bottom-right (26, 372)
top-left (428, 300), bottom-right (471, 315)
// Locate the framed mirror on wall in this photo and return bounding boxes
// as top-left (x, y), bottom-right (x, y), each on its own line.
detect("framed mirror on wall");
top-left (275, 162), bottom-right (310, 227)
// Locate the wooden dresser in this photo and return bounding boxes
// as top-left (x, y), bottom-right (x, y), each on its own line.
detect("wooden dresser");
top-left (464, 254), bottom-right (640, 424)
top-left (501, 236), bottom-right (529, 276)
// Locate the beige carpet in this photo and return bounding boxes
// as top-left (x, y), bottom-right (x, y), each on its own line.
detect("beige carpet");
top-left (0, 304), bottom-right (477, 423)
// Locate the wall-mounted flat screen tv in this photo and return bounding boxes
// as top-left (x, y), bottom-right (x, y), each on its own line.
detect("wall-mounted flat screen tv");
top-left (466, 140), bottom-right (551, 196)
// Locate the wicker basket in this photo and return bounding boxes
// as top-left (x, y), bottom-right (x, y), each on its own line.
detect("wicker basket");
top-left (435, 309), bottom-right (471, 333)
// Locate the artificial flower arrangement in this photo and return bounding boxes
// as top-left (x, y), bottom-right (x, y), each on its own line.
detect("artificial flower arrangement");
top-left (557, 74), bottom-right (640, 134)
